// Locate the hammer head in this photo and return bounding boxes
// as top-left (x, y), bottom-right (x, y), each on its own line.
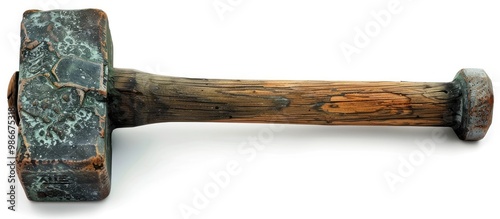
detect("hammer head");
top-left (16, 9), bottom-right (113, 201)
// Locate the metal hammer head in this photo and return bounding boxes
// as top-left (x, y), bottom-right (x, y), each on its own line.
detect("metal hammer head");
top-left (16, 9), bottom-right (112, 201)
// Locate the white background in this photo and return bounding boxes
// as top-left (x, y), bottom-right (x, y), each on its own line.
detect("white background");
top-left (1, 1), bottom-right (500, 218)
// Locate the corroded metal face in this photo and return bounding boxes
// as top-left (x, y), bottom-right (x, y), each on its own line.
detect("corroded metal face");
top-left (17, 9), bottom-right (113, 201)
top-left (452, 69), bottom-right (494, 141)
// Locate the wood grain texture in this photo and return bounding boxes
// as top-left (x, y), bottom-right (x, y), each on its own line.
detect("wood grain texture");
top-left (109, 68), bottom-right (461, 128)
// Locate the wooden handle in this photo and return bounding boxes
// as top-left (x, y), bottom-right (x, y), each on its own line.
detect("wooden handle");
top-left (109, 68), bottom-right (460, 128)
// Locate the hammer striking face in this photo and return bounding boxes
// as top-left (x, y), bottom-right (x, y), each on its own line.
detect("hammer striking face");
top-left (10, 9), bottom-right (493, 202)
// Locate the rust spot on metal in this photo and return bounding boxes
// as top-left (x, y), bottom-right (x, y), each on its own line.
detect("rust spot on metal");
top-left (47, 24), bottom-right (59, 42)
top-left (95, 9), bottom-right (110, 62)
top-left (25, 40), bottom-right (40, 50)
top-left (62, 94), bottom-right (70, 102)
top-left (94, 108), bottom-right (107, 138)
top-left (76, 89), bottom-right (85, 105)
top-left (22, 9), bottom-right (41, 17)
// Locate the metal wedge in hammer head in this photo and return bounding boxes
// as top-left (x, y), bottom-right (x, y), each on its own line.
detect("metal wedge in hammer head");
top-left (9, 9), bottom-right (493, 202)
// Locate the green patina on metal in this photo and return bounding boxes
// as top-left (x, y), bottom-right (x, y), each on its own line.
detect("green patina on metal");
top-left (17, 9), bottom-right (113, 201)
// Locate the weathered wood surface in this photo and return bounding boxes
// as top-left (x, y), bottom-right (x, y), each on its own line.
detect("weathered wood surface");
top-left (109, 68), bottom-right (461, 128)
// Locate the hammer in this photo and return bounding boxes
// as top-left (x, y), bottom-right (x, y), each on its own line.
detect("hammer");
top-left (9, 9), bottom-right (493, 201)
